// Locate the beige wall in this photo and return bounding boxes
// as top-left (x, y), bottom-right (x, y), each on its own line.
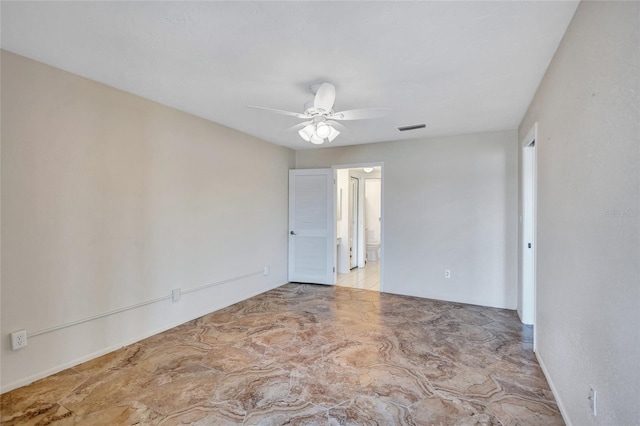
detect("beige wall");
top-left (296, 130), bottom-right (519, 309)
top-left (518, 2), bottom-right (639, 424)
top-left (0, 51), bottom-right (294, 391)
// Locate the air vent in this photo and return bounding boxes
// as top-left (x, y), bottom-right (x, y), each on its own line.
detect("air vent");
top-left (398, 123), bottom-right (426, 132)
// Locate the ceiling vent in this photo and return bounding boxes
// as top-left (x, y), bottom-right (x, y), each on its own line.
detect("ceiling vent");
top-left (398, 124), bottom-right (426, 132)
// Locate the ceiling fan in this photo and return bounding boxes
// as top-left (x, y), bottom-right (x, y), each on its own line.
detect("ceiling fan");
top-left (248, 83), bottom-right (389, 145)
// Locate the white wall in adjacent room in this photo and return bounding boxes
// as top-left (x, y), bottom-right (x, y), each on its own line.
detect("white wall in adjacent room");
top-left (1, 51), bottom-right (294, 392)
top-left (296, 130), bottom-right (518, 309)
top-left (518, 2), bottom-right (639, 424)
top-left (336, 168), bottom-right (350, 274)
top-left (364, 178), bottom-right (381, 245)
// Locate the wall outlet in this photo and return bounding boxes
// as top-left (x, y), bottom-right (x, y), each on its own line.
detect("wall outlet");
top-left (445, 269), bottom-right (451, 279)
top-left (588, 386), bottom-right (597, 416)
top-left (263, 266), bottom-right (270, 276)
top-left (172, 288), bottom-right (181, 303)
top-left (11, 330), bottom-right (28, 350)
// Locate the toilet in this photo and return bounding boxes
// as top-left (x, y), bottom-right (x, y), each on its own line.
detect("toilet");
top-left (365, 228), bottom-right (380, 262)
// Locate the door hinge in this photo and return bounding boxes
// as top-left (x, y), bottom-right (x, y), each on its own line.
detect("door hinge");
top-left (333, 267), bottom-right (336, 273)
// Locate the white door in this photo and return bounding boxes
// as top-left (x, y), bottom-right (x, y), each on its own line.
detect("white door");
top-left (288, 169), bottom-right (336, 285)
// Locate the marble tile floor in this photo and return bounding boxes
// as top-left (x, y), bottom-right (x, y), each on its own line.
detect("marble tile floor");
top-left (336, 262), bottom-right (380, 292)
top-left (0, 283), bottom-right (563, 425)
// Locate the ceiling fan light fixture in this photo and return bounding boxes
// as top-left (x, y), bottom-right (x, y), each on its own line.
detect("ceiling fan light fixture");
top-left (315, 122), bottom-right (331, 139)
top-left (327, 126), bottom-right (340, 142)
top-left (310, 133), bottom-right (325, 145)
top-left (298, 124), bottom-right (315, 142)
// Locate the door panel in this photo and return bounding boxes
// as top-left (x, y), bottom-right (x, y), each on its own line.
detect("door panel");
top-left (288, 169), bottom-right (335, 285)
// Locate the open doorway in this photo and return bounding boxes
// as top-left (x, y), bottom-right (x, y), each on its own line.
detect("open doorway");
top-left (519, 123), bottom-right (537, 350)
top-left (335, 164), bottom-right (383, 291)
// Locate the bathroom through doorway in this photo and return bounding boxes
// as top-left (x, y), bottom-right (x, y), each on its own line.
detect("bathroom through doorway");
top-left (334, 164), bottom-right (383, 292)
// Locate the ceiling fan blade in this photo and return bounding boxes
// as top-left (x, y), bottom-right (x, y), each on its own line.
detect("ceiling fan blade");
top-left (314, 83), bottom-right (336, 112)
top-left (247, 105), bottom-right (309, 119)
top-left (326, 120), bottom-right (347, 132)
top-left (285, 121), bottom-right (313, 132)
top-left (330, 108), bottom-right (390, 121)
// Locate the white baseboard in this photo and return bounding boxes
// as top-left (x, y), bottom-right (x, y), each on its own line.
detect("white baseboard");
top-left (536, 348), bottom-right (572, 426)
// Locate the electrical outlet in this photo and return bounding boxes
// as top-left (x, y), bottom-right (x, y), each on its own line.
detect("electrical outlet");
top-left (588, 386), bottom-right (597, 416)
top-left (263, 266), bottom-right (270, 276)
top-left (445, 269), bottom-right (451, 279)
top-left (11, 330), bottom-right (28, 350)
top-left (172, 288), bottom-right (181, 303)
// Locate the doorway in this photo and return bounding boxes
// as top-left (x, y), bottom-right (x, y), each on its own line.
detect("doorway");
top-left (335, 164), bottom-right (383, 291)
top-left (520, 123), bottom-right (537, 347)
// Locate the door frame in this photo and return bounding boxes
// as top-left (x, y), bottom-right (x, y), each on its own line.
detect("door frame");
top-left (520, 123), bottom-right (538, 349)
top-left (349, 176), bottom-right (360, 269)
top-left (333, 162), bottom-right (384, 291)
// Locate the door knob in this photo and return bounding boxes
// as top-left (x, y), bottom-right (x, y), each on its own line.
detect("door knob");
top-left (290, 231), bottom-right (296, 235)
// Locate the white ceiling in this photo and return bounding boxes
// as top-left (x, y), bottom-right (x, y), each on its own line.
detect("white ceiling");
top-left (1, 1), bottom-right (579, 150)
